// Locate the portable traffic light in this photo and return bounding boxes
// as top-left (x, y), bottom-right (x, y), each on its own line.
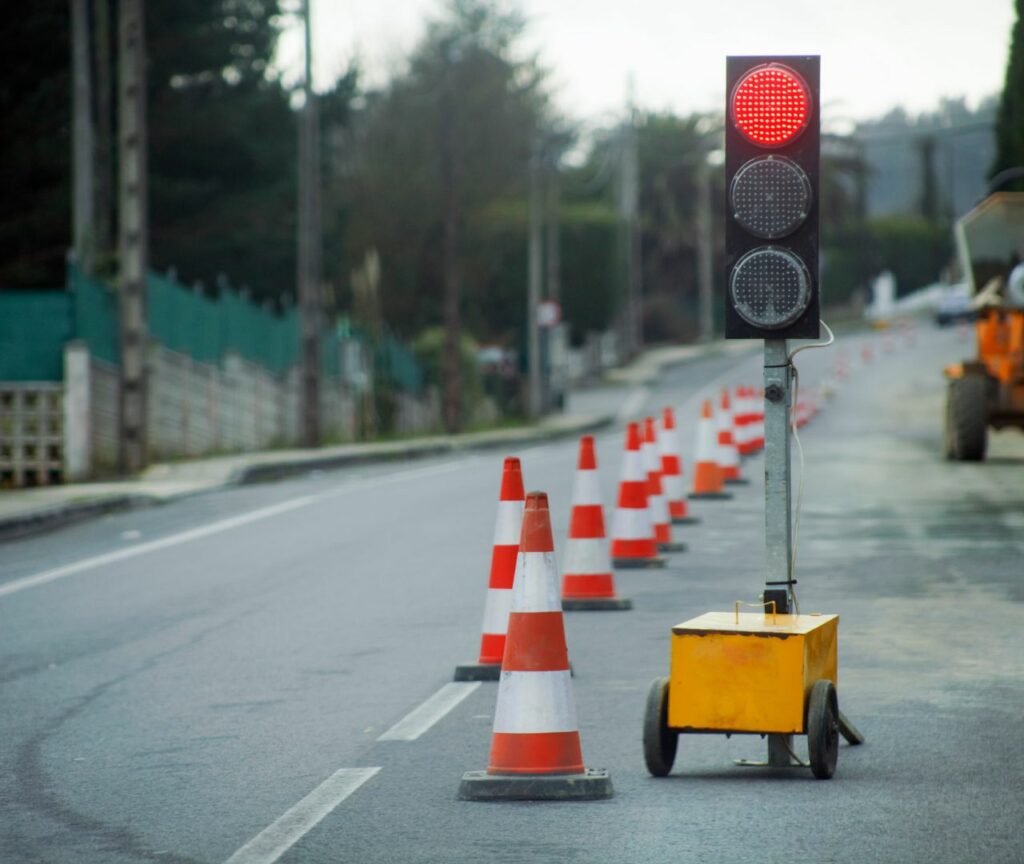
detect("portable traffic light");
top-left (725, 56), bottom-right (820, 340)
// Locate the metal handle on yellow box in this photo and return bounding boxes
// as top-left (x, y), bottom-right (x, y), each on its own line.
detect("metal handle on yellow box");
top-left (734, 599), bottom-right (777, 625)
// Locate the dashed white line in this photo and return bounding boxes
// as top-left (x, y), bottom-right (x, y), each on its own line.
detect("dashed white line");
top-left (377, 682), bottom-right (481, 741)
top-left (223, 767), bottom-right (380, 864)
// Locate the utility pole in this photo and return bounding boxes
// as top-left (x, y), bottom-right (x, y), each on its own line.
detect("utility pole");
top-left (696, 155), bottom-right (714, 343)
top-left (439, 42), bottom-right (462, 434)
top-left (71, 0), bottom-right (95, 273)
top-left (617, 81), bottom-right (642, 359)
top-left (117, 0), bottom-right (149, 474)
top-left (94, 0), bottom-right (115, 267)
top-left (297, 0), bottom-right (321, 447)
top-left (527, 139), bottom-right (543, 420)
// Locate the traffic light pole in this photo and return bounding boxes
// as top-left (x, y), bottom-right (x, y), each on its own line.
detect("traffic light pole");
top-left (763, 338), bottom-right (795, 766)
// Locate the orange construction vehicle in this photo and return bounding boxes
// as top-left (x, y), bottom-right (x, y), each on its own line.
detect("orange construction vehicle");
top-left (944, 191), bottom-right (1024, 461)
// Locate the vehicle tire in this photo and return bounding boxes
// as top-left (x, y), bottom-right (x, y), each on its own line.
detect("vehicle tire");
top-left (643, 677), bottom-right (677, 777)
top-left (806, 679), bottom-right (839, 780)
top-left (945, 375), bottom-right (988, 461)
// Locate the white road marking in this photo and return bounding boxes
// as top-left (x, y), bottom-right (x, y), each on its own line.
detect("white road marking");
top-left (377, 682), bottom-right (481, 741)
top-left (223, 767), bottom-right (380, 864)
top-left (0, 496), bottom-right (316, 600)
top-left (0, 459), bottom-right (469, 601)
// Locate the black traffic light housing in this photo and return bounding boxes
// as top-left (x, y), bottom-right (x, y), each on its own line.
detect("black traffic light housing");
top-left (725, 55), bottom-right (820, 340)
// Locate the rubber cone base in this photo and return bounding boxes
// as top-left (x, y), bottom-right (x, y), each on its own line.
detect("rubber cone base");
top-left (658, 541), bottom-right (687, 553)
top-left (672, 515), bottom-right (701, 525)
top-left (612, 556), bottom-right (667, 569)
top-left (458, 768), bottom-right (613, 801)
top-left (725, 477), bottom-right (751, 486)
top-left (562, 596), bottom-right (633, 611)
top-left (688, 491), bottom-right (733, 500)
top-left (453, 662), bottom-right (501, 682)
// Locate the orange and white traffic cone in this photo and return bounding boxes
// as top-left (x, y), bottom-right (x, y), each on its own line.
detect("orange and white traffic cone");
top-left (459, 491), bottom-right (614, 801)
top-left (454, 457), bottom-right (525, 682)
top-left (718, 389), bottom-right (748, 485)
top-left (560, 437), bottom-right (631, 611)
top-left (733, 387), bottom-right (755, 457)
top-left (689, 400), bottom-right (733, 500)
top-left (751, 388), bottom-right (765, 452)
top-left (644, 417), bottom-right (686, 552)
top-left (610, 422), bottom-right (666, 568)
top-left (659, 407), bottom-right (699, 524)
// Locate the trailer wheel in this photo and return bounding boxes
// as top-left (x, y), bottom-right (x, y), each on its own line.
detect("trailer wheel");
top-left (806, 680), bottom-right (838, 780)
top-left (643, 677), bottom-right (677, 777)
top-left (945, 375), bottom-right (988, 461)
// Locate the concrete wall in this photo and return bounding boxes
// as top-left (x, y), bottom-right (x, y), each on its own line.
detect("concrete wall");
top-left (50, 340), bottom-right (437, 482)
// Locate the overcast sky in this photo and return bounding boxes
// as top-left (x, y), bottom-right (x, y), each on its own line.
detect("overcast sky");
top-left (275, 0), bottom-right (1015, 123)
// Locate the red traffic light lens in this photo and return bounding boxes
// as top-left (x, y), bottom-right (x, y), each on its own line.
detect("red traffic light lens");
top-left (731, 64), bottom-right (810, 148)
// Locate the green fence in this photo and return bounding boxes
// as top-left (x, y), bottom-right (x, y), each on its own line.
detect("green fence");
top-left (0, 291), bottom-right (73, 381)
top-left (2, 264), bottom-right (423, 393)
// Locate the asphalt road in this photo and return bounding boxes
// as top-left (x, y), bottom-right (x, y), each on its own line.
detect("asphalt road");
top-left (1, 324), bottom-right (1022, 864)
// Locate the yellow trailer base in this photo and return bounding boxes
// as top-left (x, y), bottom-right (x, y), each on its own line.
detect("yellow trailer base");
top-left (668, 611), bottom-right (838, 734)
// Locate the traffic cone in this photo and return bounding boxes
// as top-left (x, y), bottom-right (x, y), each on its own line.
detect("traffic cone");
top-left (861, 343), bottom-right (873, 364)
top-left (659, 407), bottom-right (699, 524)
top-left (689, 400), bottom-right (733, 500)
top-left (610, 422), bottom-right (666, 568)
top-left (560, 437), bottom-right (631, 611)
top-left (454, 457), bottom-right (525, 682)
top-left (752, 388), bottom-right (765, 452)
top-left (733, 387), bottom-right (754, 457)
top-left (643, 417), bottom-right (686, 552)
top-left (718, 389), bottom-right (748, 485)
top-left (459, 492), bottom-right (614, 801)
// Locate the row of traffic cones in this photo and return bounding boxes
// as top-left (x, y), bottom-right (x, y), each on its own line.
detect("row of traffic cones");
top-left (456, 387), bottom-right (774, 800)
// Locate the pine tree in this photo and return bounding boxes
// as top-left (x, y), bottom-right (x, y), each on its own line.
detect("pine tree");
top-left (992, 0), bottom-right (1024, 189)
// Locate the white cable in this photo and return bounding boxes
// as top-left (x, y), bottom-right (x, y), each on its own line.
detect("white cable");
top-left (785, 320), bottom-right (835, 616)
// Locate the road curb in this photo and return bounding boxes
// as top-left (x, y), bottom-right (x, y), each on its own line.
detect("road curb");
top-left (0, 413), bottom-right (614, 543)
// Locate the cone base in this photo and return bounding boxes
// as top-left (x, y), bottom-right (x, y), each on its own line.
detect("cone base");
top-left (453, 662), bottom-right (501, 682)
top-left (658, 541), bottom-right (687, 553)
top-left (613, 556), bottom-right (667, 569)
top-left (688, 491), bottom-right (733, 500)
top-left (724, 477), bottom-right (750, 486)
top-left (458, 768), bottom-right (613, 801)
top-left (672, 515), bottom-right (701, 525)
top-left (562, 596), bottom-right (632, 611)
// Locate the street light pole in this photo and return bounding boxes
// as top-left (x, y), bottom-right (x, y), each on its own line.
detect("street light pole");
top-left (527, 139), bottom-right (543, 419)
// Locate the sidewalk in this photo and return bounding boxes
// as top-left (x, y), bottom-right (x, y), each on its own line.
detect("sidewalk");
top-left (0, 340), bottom-right (734, 541)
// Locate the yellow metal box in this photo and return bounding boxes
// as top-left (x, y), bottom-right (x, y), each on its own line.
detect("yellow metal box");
top-left (668, 612), bottom-right (838, 734)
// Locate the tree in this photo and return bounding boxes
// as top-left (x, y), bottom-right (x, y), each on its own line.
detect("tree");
top-left (0, 0), bottom-right (71, 287)
top-left (992, 0), bottom-right (1024, 189)
top-left (337, 0), bottom-right (550, 427)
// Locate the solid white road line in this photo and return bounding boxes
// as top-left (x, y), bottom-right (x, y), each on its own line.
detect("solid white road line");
top-left (0, 496), bottom-right (316, 600)
top-left (223, 767), bottom-right (380, 864)
top-left (377, 682), bottom-right (481, 741)
top-left (0, 459), bottom-right (470, 601)
top-left (617, 386), bottom-right (651, 422)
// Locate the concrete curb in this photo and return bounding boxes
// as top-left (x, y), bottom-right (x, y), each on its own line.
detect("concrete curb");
top-left (0, 494), bottom-right (153, 543)
top-left (0, 412), bottom-right (614, 543)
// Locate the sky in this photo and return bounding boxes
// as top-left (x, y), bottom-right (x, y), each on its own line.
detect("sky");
top-left (274, 0), bottom-right (1015, 124)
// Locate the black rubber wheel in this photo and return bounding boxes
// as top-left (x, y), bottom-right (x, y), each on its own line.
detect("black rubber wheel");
top-left (643, 677), bottom-right (677, 777)
top-left (806, 679), bottom-right (839, 780)
top-left (945, 375), bottom-right (988, 461)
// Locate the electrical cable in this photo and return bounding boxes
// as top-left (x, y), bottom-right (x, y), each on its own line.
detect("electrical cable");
top-left (785, 320), bottom-right (835, 615)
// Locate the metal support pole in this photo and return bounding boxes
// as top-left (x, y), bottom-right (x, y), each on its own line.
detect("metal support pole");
top-left (763, 338), bottom-right (794, 765)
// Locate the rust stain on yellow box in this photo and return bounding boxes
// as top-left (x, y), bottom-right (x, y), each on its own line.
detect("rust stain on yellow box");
top-left (668, 612), bottom-right (837, 734)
